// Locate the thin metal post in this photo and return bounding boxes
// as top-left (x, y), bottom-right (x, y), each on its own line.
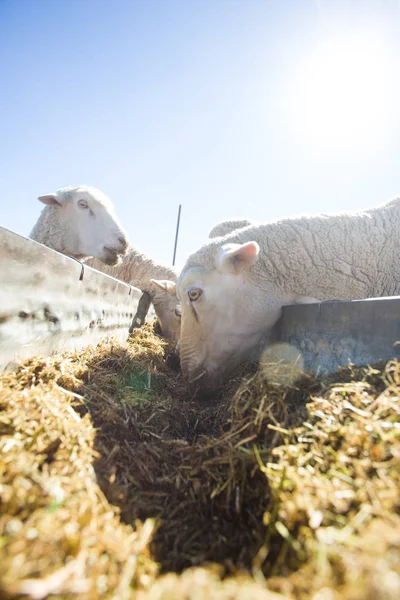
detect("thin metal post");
top-left (172, 204), bottom-right (182, 266)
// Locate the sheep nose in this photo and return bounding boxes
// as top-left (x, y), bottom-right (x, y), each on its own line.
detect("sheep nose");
top-left (118, 236), bottom-right (129, 251)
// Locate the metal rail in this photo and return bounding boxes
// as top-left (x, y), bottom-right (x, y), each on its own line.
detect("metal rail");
top-left (272, 297), bottom-right (400, 375)
top-left (0, 227), bottom-right (142, 370)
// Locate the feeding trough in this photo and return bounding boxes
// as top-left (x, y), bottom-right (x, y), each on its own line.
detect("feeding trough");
top-left (276, 296), bottom-right (400, 375)
top-left (0, 225), bottom-right (399, 599)
top-left (0, 226), bottom-right (143, 370)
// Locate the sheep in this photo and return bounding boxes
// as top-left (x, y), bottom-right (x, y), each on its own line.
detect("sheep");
top-left (86, 220), bottom-right (257, 344)
top-left (86, 250), bottom-right (181, 344)
top-left (30, 186), bottom-right (129, 265)
top-left (140, 220), bottom-right (255, 342)
top-left (152, 198), bottom-right (400, 388)
top-left (208, 219), bottom-right (255, 238)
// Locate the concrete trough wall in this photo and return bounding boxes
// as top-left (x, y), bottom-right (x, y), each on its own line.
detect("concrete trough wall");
top-left (0, 227), bottom-right (142, 371)
top-left (276, 297), bottom-right (400, 375)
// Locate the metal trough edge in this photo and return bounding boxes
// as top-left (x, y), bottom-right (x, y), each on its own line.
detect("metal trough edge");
top-left (0, 226), bottom-right (142, 371)
top-left (274, 296), bottom-right (400, 375)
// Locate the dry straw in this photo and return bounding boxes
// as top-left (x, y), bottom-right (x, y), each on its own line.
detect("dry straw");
top-left (0, 323), bottom-right (399, 599)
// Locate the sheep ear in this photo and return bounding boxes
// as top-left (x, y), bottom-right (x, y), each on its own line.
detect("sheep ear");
top-left (150, 279), bottom-right (177, 295)
top-left (38, 193), bottom-right (61, 206)
top-left (218, 241), bottom-right (260, 274)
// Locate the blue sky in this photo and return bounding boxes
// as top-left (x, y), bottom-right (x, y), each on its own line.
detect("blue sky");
top-left (1, 0), bottom-right (400, 268)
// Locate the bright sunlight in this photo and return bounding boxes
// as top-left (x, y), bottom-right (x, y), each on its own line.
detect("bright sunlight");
top-left (285, 30), bottom-right (395, 158)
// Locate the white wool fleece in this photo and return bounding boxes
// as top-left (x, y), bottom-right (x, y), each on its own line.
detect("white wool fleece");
top-left (208, 219), bottom-right (255, 239)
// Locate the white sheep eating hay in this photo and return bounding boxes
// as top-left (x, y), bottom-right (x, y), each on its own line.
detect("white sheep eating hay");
top-left (153, 197), bottom-right (400, 388)
top-left (84, 217), bottom-right (256, 342)
top-left (86, 250), bottom-right (181, 343)
top-left (30, 185), bottom-right (129, 265)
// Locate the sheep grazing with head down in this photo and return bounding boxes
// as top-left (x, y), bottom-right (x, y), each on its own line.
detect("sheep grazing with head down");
top-left (86, 251), bottom-right (181, 344)
top-left (85, 217), bottom-right (253, 344)
top-left (208, 218), bottom-right (255, 238)
top-left (85, 218), bottom-right (260, 343)
top-left (137, 219), bottom-right (256, 342)
top-left (153, 197), bottom-right (400, 389)
top-left (30, 185), bottom-right (129, 265)
top-left (86, 218), bottom-right (258, 343)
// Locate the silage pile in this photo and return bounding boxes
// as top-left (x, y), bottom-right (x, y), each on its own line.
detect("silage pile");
top-left (0, 323), bottom-right (399, 599)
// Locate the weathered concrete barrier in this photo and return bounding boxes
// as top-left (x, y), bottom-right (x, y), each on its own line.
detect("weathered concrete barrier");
top-left (0, 227), bottom-right (142, 370)
top-left (274, 297), bottom-right (400, 375)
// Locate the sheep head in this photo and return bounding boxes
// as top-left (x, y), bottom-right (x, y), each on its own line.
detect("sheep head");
top-left (150, 279), bottom-right (181, 345)
top-left (37, 186), bottom-right (129, 265)
top-left (162, 241), bottom-right (277, 389)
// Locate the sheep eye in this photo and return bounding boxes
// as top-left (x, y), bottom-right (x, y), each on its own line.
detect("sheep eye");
top-left (78, 199), bottom-right (89, 209)
top-left (188, 288), bottom-right (202, 302)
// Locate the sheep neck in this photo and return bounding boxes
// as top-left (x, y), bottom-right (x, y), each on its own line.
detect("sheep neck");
top-left (85, 247), bottom-right (178, 297)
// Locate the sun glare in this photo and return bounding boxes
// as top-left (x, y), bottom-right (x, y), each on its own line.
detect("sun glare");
top-left (286, 31), bottom-right (395, 157)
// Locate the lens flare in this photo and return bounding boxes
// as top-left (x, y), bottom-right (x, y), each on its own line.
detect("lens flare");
top-left (260, 343), bottom-right (304, 386)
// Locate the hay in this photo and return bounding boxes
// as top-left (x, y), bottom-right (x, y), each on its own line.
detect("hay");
top-left (0, 322), bottom-right (399, 599)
